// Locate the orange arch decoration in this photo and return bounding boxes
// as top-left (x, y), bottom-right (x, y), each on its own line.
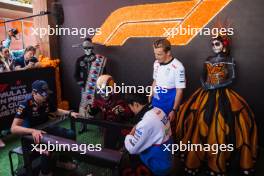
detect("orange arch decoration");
top-left (92, 0), bottom-right (232, 46)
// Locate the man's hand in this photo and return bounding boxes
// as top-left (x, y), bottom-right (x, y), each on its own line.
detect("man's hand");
top-left (148, 95), bottom-right (153, 103)
top-left (168, 111), bottom-right (176, 122)
top-left (31, 129), bottom-right (46, 144)
top-left (26, 62), bottom-right (35, 69)
top-left (69, 111), bottom-right (79, 118)
top-left (34, 44), bottom-right (40, 49)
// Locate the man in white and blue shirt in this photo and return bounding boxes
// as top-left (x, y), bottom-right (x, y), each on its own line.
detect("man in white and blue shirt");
top-left (124, 93), bottom-right (173, 176)
top-left (150, 39), bottom-right (186, 122)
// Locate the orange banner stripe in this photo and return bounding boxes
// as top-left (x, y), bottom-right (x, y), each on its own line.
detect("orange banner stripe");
top-left (105, 22), bottom-right (181, 46)
top-left (168, 0), bottom-right (232, 45)
top-left (93, 0), bottom-right (232, 46)
top-left (93, 1), bottom-right (197, 44)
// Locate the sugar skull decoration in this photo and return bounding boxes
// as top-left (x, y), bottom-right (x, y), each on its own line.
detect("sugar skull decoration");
top-left (96, 74), bottom-right (115, 100)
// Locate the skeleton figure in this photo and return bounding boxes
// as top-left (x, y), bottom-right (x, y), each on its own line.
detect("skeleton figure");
top-left (74, 38), bottom-right (107, 133)
top-left (201, 36), bottom-right (235, 90)
top-left (74, 38), bottom-right (98, 88)
top-left (175, 36), bottom-right (257, 176)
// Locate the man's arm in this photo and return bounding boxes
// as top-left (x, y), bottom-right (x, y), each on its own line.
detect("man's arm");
top-left (11, 118), bottom-right (34, 135)
top-left (149, 61), bottom-right (159, 103)
top-left (2, 30), bottom-right (16, 48)
top-left (148, 80), bottom-right (156, 103)
top-left (14, 60), bottom-right (26, 71)
top-left (2, 36), bottom-right (11, 48)
top-left (15, 65), bottom-right (24, 70)
top-left (11, 118), bottom-right (46, 144)
top-left (15, 64), bottom-right (33, 71)
top-left (124, 120), bottom-right (152, 154)
top-left (55, 109), bottom-right (79, 118)
top-left (168, 88), bottom-right (183, 121)
top-left (11, 103), bottom-right (33, 135)
top-left (172, 88), bottom-right (183, 111)
top-left (168, 64), bottom-right (186, 121)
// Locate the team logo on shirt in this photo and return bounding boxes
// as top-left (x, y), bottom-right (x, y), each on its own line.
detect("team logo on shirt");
top-left (129, 128), bottom-right (143, 147)
top-left (129, 139), bottom-right (135, 146)
top-left (16, 105), bottom-right (25, 115)
top-left (179, 70), bottom-right (185, 82)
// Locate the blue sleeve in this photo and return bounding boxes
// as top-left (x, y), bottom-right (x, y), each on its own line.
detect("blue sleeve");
top-left (2, 36), bottom-right (11, 48)
top-left (14, 58), bottom-right (23, 67)
top-left (10, 49), bottom-right (25, 60)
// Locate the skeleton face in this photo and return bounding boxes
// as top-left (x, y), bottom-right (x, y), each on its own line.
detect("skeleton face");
top-left (212, 39), bottom-right (224, 54)
top-left (82, 40), bottom-right (94, 56)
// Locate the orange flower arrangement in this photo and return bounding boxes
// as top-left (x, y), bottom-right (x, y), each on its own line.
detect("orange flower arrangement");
top-left (38, 55), bottom-right (60, 68)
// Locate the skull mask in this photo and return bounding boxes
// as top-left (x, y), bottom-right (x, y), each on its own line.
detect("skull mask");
top-left (82, 40), bottom-right (94, 56)
top-left (212, 39), bottom-right (224, 54)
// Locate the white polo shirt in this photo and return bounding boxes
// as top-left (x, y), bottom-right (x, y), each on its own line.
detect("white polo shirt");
top-left (153, 58), bottom-right (186, 89)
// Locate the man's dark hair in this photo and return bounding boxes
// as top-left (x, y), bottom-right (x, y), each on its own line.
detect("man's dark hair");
top-left (0, 46), bottom-right (4, 52)
top-left (124, 93), bottom-right (148, 105)
top-left (24, 45), bottom-right (36, 53)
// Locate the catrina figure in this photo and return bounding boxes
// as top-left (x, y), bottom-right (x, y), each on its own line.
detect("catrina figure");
top-left (175, 35), bottom-right (257, 176)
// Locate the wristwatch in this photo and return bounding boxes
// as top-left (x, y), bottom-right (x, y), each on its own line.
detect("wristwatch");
top-left (172, 108), bottom-right (179, 114)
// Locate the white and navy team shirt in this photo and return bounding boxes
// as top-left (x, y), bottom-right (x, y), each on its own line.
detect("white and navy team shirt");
top-left (153, 58), bottom-right (186, 89)
top-left (124, 107), bottom-right (173, 175)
